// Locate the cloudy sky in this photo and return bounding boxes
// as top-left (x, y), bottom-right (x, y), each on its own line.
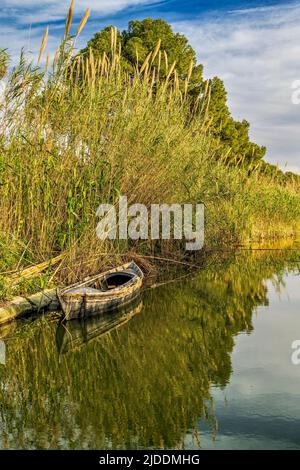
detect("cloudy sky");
top-left (1, 0), bottom-right (300, 173)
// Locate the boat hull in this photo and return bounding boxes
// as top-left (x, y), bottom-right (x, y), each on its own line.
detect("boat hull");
top-left (58, 261), bottom-right (143, 321)
top-left (59, 287), bottom-right (142, 320)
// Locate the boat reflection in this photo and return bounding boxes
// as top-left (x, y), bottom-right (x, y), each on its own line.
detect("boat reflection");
top-left (56, 299), bottom-right (143, 354)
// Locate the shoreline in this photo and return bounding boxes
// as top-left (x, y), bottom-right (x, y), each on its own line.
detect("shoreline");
top-left (0, 237), bottom-right (299, 326)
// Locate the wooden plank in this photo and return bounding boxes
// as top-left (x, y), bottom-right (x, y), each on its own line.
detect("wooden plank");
top-left (8, 255), bottom-right (64, 286)
top-left (0, 289), bottom-right (59, 326)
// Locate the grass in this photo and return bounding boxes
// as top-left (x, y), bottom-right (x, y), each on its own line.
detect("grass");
top-left (0, 4), bottom-right (300, 292)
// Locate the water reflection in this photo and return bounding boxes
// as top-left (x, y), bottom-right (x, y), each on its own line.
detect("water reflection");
top-left (0, 250), bottom-right (299, 449)
top-left (56, 300), bottom-right (143, 354)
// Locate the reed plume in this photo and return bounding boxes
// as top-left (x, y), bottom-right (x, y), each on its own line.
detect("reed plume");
top-left (38, 27), bottom-right (48, 64)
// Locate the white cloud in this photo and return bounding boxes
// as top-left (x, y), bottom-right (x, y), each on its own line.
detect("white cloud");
top-left (0, 24), bottom-right (59, 68)
top-left (173, 3), bottom-right (300, 173)
top-left (1, 0), bottom-right (156, 24)
top-left (0, 1), bottom-right (155, 67)
top-left (0, 1), bottom-right (158, 65)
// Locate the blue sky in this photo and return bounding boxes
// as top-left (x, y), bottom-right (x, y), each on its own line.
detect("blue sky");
top-left (1, 0), bottom-right (300, 172)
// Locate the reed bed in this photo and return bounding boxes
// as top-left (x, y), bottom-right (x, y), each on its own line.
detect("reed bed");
top-left (0, 3), bottom-right (299, 291)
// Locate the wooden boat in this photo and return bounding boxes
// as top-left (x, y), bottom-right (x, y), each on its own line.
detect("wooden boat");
top-left (56, 300), bottom-right (143, 354)
top-left (58, 261), bottom-right (144, 321)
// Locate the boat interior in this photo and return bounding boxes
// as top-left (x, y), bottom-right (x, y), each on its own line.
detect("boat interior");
top-left (95, 272), bottom-right (135, 291)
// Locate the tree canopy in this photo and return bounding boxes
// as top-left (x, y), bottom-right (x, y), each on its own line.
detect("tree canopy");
top-left (81, 19), bottom-right (267, 168)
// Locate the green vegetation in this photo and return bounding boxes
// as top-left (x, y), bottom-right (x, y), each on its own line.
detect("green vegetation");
top-left (82, 19), bottom-right (268, 166)
top-left (0, 4), bottom-right (299, 293)
top-left (0, 49), bottom-right (8, 80)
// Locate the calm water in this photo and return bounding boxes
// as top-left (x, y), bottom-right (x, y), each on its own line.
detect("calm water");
top-left (0, 249), bottom-right (300, 449)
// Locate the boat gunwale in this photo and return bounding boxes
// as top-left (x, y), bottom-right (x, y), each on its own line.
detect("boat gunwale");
top-left (60, 261), bottom-right (144, 299)
top-left (61, 278), bottom-right (143, 300)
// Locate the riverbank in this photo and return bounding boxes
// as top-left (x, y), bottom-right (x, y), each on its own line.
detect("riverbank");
top-left (1, 240), bottom-right (299, 320)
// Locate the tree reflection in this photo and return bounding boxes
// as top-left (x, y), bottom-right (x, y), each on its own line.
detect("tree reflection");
top-left (0, 250), bottom-right (297, 449)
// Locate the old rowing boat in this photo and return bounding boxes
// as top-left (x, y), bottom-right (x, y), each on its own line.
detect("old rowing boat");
top-left (58, 261), bottom-right (144, 321)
